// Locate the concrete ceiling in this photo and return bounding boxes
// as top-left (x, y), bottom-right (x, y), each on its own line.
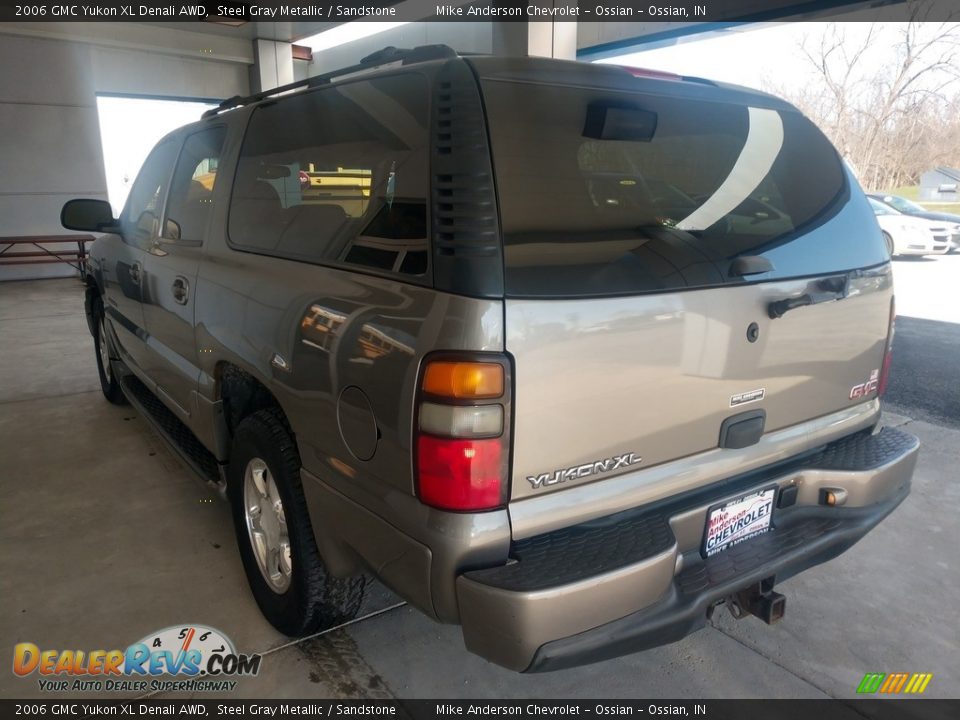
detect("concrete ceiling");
top-left (147, 20), bottom-right (338, 44)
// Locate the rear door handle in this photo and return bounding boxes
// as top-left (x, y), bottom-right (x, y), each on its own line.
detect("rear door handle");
top-left (172, 276), bottom-right (189, 305)
top-left (768, 274), bottom-right (852, 319)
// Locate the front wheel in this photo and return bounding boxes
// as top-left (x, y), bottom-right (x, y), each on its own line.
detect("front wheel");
top-left (229, 408), bottom-right (365, 636)
top-left (93, 297), bottom-right (128, 405)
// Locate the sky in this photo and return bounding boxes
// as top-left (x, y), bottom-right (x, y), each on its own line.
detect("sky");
top-left (595, 22), bottom-right (913, 92)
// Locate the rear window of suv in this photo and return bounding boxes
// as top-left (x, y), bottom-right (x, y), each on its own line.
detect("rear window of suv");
top-left (481, 80), bottom-right (878, 298)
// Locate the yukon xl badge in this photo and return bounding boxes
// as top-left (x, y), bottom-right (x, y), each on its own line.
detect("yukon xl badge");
top-left (730, 388), bottom-right (765, 407)
top-left (527, 452), bottom-right (641, 489)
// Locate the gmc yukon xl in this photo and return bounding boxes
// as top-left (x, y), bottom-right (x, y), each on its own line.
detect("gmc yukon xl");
top-left (62, 46), bottom-right (919, 672)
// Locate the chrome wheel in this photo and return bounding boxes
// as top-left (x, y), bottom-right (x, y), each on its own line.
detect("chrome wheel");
top-left (98, 317), bottom-right (112, 382)
top-left (243, 457), bottom-right (292, 593)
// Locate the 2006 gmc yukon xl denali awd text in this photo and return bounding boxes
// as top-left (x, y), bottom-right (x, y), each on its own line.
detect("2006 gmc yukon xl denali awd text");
top-left (62, 46), bottom-right (919, 672)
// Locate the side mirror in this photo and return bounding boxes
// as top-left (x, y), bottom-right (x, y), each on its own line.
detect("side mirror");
top-left (61, 199), bottom-right (116, 232)
top-left (164, 218), bottom-right (182, 241)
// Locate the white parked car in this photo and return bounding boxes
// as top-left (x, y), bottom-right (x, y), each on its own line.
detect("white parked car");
top-left (869, 198), bottom-right (952, 257)
top-left (867, 193), bottom-right (960, 252)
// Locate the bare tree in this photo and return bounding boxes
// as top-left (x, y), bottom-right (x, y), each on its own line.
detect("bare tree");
top-left (765, 4), bottom-right (960, 191)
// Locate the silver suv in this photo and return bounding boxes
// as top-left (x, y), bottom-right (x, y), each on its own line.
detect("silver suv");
top-left (62, 46), bottom-right (918, 672)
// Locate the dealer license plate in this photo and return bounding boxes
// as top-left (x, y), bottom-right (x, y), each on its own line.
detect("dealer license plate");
top-left (702, 487), bottom-right (776, 557)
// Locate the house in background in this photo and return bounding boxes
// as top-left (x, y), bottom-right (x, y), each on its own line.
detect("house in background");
top-left (920, 167), bottom-right (960, 202)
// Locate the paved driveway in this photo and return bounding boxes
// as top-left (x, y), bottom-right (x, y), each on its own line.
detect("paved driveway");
top-left (1, 275), bottom-right (956, 700)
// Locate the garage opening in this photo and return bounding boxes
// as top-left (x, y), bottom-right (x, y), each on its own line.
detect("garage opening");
top-left (95, 94), bottom-right (218, 215)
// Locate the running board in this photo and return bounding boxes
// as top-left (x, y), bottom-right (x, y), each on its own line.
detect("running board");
top-left (118, 371), bottom-right (226, 493)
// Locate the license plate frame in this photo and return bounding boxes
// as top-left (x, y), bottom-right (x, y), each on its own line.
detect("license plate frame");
top-left (701, 485), bottom-right (777, 558)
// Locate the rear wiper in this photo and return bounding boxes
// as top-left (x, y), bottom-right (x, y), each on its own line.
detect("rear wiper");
top-left (767, 274), bottom-right (851, 319)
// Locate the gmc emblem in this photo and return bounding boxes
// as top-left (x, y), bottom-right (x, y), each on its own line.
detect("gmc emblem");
top-left (849, 369), bottom-right (880, 399)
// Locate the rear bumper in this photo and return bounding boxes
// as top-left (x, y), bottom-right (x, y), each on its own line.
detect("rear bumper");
top-left (456, 426), bottom-right (918, 671)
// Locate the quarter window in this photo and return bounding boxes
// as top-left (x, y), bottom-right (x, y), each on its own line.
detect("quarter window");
top-left (228, 73), bottom-right (430, 278)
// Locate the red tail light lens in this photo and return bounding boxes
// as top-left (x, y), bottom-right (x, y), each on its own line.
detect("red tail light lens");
top-left (416, 436), bottom-right (504, 511)
top-left (878, 297), bottom-right (896, 398)
top-left (878, 349), bottom-right (894, 398)
top-left (415, 355), bottom-right (510, 512)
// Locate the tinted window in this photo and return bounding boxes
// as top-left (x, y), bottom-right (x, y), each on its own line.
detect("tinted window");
top-left (123, 140), bottom-right (177, 246)
top-left (163, 127), bottom-right (227, 243)
top-left (228, 74), bottom-right (430, 278)
top-left (481, 80), bottom-right (869, 298)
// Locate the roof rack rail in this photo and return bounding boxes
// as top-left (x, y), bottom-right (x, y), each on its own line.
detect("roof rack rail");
top-left (202, 44), bottom-right (458, 119)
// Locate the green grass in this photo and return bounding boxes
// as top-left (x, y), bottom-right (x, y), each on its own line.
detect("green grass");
top-left (919, 203), bottom-right (960, 213)
top-left (883, 185), bottom-right (921, 200)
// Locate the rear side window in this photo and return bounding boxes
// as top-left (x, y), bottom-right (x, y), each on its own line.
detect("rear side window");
top-left (481, 80), bottom-right (870, 298)
top-left (228, 73), bottom-right (430, 278)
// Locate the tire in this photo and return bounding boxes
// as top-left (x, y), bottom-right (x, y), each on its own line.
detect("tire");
top-left (228, 408), bottom-right (365, 636)
top-left (92, 296), bottom-right (128, 405)
top-left (882, 231), bottom-right (895, 258)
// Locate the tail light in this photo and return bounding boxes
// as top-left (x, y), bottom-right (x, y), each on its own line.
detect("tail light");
top-left (415, 356), bottom-right (510, 512)
top-left (878, 297), bottom-right (895, 397)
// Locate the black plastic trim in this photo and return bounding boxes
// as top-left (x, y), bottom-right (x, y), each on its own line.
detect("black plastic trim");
top-left (120, 374), bottom-right (221, 484)
top-left (466, 427), bottom-right (915, 645)
top-left (719, 409), bottom-right (766, 449)
top-left (467, 512), bottom-right (674, 592)
top-left (526, 482), bottom-right (910, 672)
top-left (429, 59), bottom-right (504, 299)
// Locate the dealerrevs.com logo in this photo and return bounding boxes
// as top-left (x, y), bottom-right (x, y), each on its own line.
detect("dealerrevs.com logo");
top-left (13, 624), bottom-right (261, 693)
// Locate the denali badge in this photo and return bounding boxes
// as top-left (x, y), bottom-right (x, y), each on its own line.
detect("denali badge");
top-left (849, 369), bottom-right (880, 399)
top-left (527, 452), bottom-right (641, 489)
top-left (730, 388), bottom-right (765, 407)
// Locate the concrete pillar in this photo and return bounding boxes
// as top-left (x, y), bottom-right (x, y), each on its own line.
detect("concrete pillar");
top-left (526, 17), bottom-right (578, 59)
top-left (250, 39), bottom-right (294, 93)
top-left (0, 33), bottom-right (108, 281)
top-left (491, 3), bottom-right (577, 59)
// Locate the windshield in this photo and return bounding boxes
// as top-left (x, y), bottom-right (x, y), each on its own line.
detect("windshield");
top-left (869, 198), bottom-right (898, 216)
top-left (883, 195), bottom-right (925, 213)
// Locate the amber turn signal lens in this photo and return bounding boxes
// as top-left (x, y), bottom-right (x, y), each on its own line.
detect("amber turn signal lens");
top-left (423, 361), bottom-right (504, 399)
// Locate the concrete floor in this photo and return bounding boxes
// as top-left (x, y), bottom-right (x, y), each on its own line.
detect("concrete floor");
top-left (1, 277), bottom-right (957, 700)
top-left (884, 253), bottom-right (960, 430)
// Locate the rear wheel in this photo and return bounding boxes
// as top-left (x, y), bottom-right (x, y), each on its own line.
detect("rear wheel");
top-left (92, 297), bottom-right (128, 405)
top-left (229, 408), bottom-right (365, 636)
top-left (882, 231), bottom-right (895, 258)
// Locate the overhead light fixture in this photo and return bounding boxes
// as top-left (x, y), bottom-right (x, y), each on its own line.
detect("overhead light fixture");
top-left (301, 22), bottom-right (411, 53)
top-left (205, 17), bottom-right (248, 27)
